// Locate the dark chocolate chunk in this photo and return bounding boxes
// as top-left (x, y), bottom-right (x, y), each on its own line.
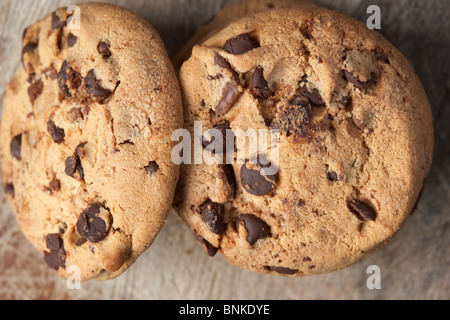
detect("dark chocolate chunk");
top-left (240, 158), bottom-right (277, 196)
top-left (377, 54), bottom-right (390, 64)
top-left (46, 234), bottom-right (62, 251)
top-left (251, 67), bottom-right (273, 99)
top-left (44, 233), bottom-right (66, 270)
top-left (349, 199), bottom-right (377, 221)
top-left (271, 96), bottom-right (312, 136)
top-left (214, 53), bottom-right (239, 81)
top-left (327, 170), bottom-right (339, 182)
top-left (84, 69), bottom-right (112, 99)
top-left (267, 266), bottom-right (298, 275)
top-left (49, 179), bottom-right (61, 192)
top-left (64, 155), bottom-right (77, 176)
top-left (67, 107), bottom-right (84, 122)
top-left (200, 199), bottom-right (226, 235)
top-left (223, 33), bottom-right (260, 55)
top-left (47, 120), bottom-right (65, 143)
top-left (340, 95), bottom-right (352, 111)
top-left (344, 70), bottom-right (377, 89)
top-left (51, 11), bottom-right (66, 30)
top-left (65, 142), bottom-right (87, 180)
top-left (21, 41), bottom-right (38, 67)
top-left (145, 161), bottom-right (160, 175)
top-left (98, 41), bottom-right (111, 58)
top-left (76, 203), bottom-right (109, 243)
top-left (236, 214), bottom-right (271, 245)
top-left (194, 234), bottom-right (218, 257)
top-left (67, 33), bottom-right (78, 47)
top-left (27, 79), bottom-right (43, 105)
top-left (222, 164), bottom-right (236, 197)
top-left (4, 183), bottom-right (14, 198)
top-left (44, 249), bottom-right (66, 270)
top-left (202, 121), bottom-right (234, 153)
top-left (299, 76), bottom-right (324, 106)
top-left (10, 133), bottom-right (22, 161)
top-left (215, 79), bottom-right (240, 115)
top-left (57, 60), bottom-right (82, 97)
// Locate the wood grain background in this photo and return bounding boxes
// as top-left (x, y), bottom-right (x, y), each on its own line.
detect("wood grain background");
top-left (0, 0), bottom-right (448, 300)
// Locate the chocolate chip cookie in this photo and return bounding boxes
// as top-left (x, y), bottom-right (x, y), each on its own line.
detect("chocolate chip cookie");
top-left (174, 5), bottom-right (434, 276)
top-left (0, 3), bottom-right (183, 281)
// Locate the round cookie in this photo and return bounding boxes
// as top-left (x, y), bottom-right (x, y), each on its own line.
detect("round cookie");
top-left (0, 3), bottom-right (183, 281)
top-left (174, 6), bottom-right (434, 276)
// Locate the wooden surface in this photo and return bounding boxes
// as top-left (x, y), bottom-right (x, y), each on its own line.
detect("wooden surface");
top-left (0, 0), bottom-right (449, 300)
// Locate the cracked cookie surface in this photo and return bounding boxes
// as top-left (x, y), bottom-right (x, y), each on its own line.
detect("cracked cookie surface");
top-left (174, 5), bottom-right (434, 276)
top-left (0, 3), bottom-right (183, 281)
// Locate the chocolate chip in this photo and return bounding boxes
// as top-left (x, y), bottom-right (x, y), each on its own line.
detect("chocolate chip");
top-left (22, 41), bottom-right (38, 55)
top-left (271, 95), bottom-right (311, 137)
top-left (51, 11), bottom-right (66, 30)
top-left (349, 199), bottom-right (377, 221)
top-left (214, 53), bottom-right (231, 69)
top-left (194, 234), bottom-right (218, 257)
top-left (222, 164), bottom-right (236, 197)
top-left (65, 142), bottom-right (87, 180)
top-left (98, 41), bottom-right (111, 58)
top-left (236, 214), bottom-right (271, 245)
top-left (10, 134), bottom-right (22, 161)
top-left (214, 53), bottom-right (239, 81)
top-left (21, 41), bottom-right (38, 67)
top-left (223, 33), bottom-right (259, 55)
top-left (327, 170), bottom-right (339, 182)
top-left (377, 54), bottom-right (390, 64)
top-left (49, 179), bottom-right (61, 192)
top-left (44, 249), bottom-right (66, 270)
top-left (4, 183), bottom-right (14, 198)
top-left (75, 237), bottom-right (87, 246)
top-left (215, 79), bottom-right (240, 115)
top-left (200, 199), bottom-right (226, 235)
top-left (267, 266), bottom-right (298, 275)
top-left (344, 70), bottom-right (377, 89)
top-left (76, 203), bottom-right (109, 243)
top-left (202, 121), bottom-right (234, 153)
top-left (299, 76), bottom-right (324, 106)
top-left (44, 233), bottom-right (66, 270)
top-left (47, 120), bottom-right (65, 143)
top-left (251, 67), bottom-right (273, 99)
top-left (46, 234), bottom-right (62, 251)
top-left (57, 60), bottom-right (82, 97)
top-left (145, 161), bottom-right (159, 174)
top-left (84, 69), bottom-right (112, 99)
top-left (27, 79), bottom-right (43, 105)
top-left (340, 95), bottom-right (352, 111)
top-left (240, 158), bottom-right (277, 196)
top-left (67, 107), bottom-right (84, 122)
top-left (64, 156), bottom-right (77, 176)
top-left (67, 33), bottom-right (78, 47)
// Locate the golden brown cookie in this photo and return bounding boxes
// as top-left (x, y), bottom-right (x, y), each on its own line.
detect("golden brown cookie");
top-left (174, 5), bottom-right (434, 276)
top-left (172, 0), bottom-right (312, 70)
top-left (0, 3), bottom-right (183, 281)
